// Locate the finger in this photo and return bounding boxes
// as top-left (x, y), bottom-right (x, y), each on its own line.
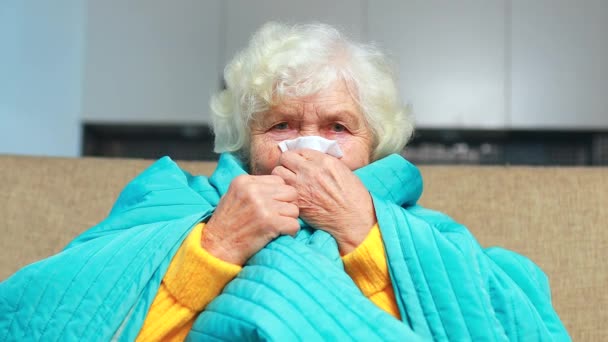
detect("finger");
top-left (231, 175), bottom-right (285, 189)
top-left (271, 184), bottom-right (298, 202)
top-left (276, 201), bottom-right (299, 218)
top-left (295, 148), bottom-right (328, 161)
top-left (274, 217), bottom-right (300, 237)
top-left (251, 174), bottom-right (286, 185)
top-left (278, 150), bottom-right (308, 172)
top-left (271, 165), bottom-right (297, 185)
top-left (282, 149), bottom-right (338, 172)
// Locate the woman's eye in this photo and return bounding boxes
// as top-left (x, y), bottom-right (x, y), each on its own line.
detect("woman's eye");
top-left (272, 122), bottom-right (289, 131)
top-left (331, 123), bottom-right (346, 132)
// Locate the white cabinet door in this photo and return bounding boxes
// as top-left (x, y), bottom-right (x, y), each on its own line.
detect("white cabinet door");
top-left (368, 0), bottom-right (507, 129)
top-left (222, 0), bottom-right (366, 67)
top-left (510, 0), bottom-right (608, 128)
top-left (82, 0), bottom-right (221, 124)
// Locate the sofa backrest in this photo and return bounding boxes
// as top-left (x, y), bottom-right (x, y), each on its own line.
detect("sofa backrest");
top-left (1, 154), bottom-right (606, 340)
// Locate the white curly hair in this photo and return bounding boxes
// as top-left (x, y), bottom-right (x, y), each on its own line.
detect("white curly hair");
top-left (210, 22), bottom-right (414, 161)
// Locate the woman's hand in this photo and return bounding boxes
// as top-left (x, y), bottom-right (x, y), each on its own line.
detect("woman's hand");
top-left (271, 149), bottom-right (376, 254)
top-left (201, 175), bottom-right (300, 265)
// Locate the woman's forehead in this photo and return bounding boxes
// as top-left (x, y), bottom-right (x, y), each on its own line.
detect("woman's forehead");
top-left (262, 103), bottom-right (363, 124)
top-left (272, 81), bottom-right (361, 113)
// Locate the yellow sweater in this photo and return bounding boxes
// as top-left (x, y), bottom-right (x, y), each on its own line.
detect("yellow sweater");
top-left (136, 223), bottom-right (399, 341)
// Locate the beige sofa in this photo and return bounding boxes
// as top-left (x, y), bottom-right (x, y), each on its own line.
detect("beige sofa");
top-left (1, 154), bottom-right (606, 340)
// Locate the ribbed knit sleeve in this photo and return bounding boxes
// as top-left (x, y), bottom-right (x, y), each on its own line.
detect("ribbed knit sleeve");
top-left (136, 223), bottom-right (241, 341)
top-left (342, 223), bottom-right (401, 319)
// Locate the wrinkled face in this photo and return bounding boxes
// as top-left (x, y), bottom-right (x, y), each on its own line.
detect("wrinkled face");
top-left (249, 79), bottom-right (374, 175)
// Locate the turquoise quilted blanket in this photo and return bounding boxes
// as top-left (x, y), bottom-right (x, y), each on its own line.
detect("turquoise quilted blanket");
top-left (0, 153), bottom-right (569, 341)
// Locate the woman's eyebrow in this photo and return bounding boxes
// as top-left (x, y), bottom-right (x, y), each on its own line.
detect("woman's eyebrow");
top-left (261, 108), bottom-right (361, 126)
top-left (258, 110), bottom-right (299, 126)
top-left (323, 111), bottom-right (361, 125)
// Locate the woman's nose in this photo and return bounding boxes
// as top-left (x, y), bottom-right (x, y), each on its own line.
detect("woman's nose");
top-left (299, 128), bottom-right (321, 137)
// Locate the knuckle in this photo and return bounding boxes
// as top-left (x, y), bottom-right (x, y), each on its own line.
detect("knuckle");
top-left (264, 223), bottom-right (282, 238)
top-left (268, 174), bottom-right (285, 184)
top-left (231, 175), bottom-right (250, 188)
top-left (285, 219), bottom-right (300, 235)
top-left (272, 165), bottom-right (287, 176)
top-left (256, 206), bottom-right (273, 222)
top-left (289, 190), bottom-right (299, 203)
top-left (235, 184), bottom-right (260, 204)
top-left (281, 202), bottom-right (295, 217)
top-left (291, 209), bottom-right (300, 219)
top-left (249, 194), bottom-right (265, 209)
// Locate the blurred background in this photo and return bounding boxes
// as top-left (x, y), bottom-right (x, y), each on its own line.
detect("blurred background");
top-left (1, 0), bottom-right (607, 165)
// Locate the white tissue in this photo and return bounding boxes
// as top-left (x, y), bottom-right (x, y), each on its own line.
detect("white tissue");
top-left (278, 136), bottom-right (343, 158)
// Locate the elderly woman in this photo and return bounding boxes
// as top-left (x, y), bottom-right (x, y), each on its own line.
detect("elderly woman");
top-left (1, 23), bottom-right (568, 341)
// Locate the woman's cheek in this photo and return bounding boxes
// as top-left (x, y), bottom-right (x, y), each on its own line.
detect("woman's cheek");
top-left (266, 129), bottom-right (298, 141)
top-left (250, 144), bottom-right (281, 175)
top-left (339, 140), bottom-right (372, 170)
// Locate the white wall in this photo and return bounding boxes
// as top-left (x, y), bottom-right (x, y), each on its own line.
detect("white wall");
top-left (510, 0), bottom-right (608, 128)
top-left (222, 0), bottom-right (366, 66)
top-left (0, 0), bottom-right (85, 157)
top-left (82, 0), bottom-right (608, 129)
top-left (369, 0), bottom-right (507, 128)
top-left (82, 0), bottom-right (364, 124)
top-left (82, 0), bottom-right (221, 124)
top-left (2, 1), bottom-right (607, 157)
